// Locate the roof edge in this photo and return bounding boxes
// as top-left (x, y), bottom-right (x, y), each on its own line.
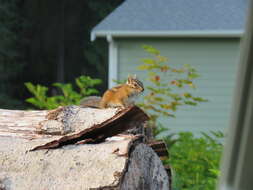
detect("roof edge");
top-left (91, 30), bottom-right (243, 41)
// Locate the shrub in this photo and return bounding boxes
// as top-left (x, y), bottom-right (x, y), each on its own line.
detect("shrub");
top-left (137, 45), bottom-right (207, 131)
top-left (137, 46), bottom-right (222, 190)
top-left (25, 76), bottom-right (101, 109)
top-left (163, 131), bottom-right (223, 190)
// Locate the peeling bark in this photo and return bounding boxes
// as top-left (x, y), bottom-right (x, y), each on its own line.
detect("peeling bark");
top-left (0, 106), bottom-right (148, 150)
top-left (32, 106), bottom-right (148, 150)
top-left (148, 140), bottom-right (169, 157)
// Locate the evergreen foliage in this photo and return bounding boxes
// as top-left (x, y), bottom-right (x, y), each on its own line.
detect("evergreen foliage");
top-left (0, 0), bottom-right (122, 109)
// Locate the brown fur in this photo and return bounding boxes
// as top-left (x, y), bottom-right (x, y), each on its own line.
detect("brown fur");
top-left (99, 76), bottom-right (144, 108)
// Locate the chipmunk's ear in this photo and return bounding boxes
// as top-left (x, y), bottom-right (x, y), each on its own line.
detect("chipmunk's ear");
top-left (133, 74), bottom-right (137, 79)
top-left (127, 74), bottom-right (132, 84)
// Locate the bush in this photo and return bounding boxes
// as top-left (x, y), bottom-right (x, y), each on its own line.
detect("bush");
top-left (137, 46), bottom-right (221, 190)
top-left (137, 45), bottom-right (207, 131)
top-left (25, 75), bottom-right (101, 109)
top-left (163, 131), bottom-right (223, 190)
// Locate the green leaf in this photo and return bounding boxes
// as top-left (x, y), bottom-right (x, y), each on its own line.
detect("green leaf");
top-left (142, 45), bottom-right (160, 55)
top-left (184, 101), bottom-right (197, 106)
top-left (135, 45), bottom-right (208, 136)
top-left (24, 75), bottom-right (101, 109)
top-left (141, 58), bottom-right (156, 65)
top-left (138, 64), bottom-right (160, 70)
top-left (183, 92), bottom-right (192, 98)
top-left (188, 72), bottom-right (200, 79)
top-left (25, 98), bottom-right (45, 109)
top-left (192, 97), bottom-right (208, 102)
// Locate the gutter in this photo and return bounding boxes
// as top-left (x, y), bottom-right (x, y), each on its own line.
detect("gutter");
top-left (91, 30), bottom-right (244, 41)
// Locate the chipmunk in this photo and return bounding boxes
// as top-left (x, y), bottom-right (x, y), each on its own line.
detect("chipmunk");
top-left (80, 75), bottom-right (144, 109)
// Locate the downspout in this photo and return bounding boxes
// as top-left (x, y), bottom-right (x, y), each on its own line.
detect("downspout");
top-left (107, 35), bottom-right (118, 88)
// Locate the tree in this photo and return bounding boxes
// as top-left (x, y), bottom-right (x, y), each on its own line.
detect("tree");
top-left (0, 0), bottom-right (26, 108)
top-left (0, 0), bottom-right (123, 108)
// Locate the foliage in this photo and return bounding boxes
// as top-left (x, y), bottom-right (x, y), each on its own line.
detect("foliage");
top-left (25, 76), bottom-right (101, 109)
top-left (0, 0), bottom-right (23, 62)
top-left (83, 1), bottom-right (123, 91)
top-left (1, 1), bottom-right (121, 109)
top-left (78, 0), bottom-right (122, 85)
top-left (163, 131), bottom-right (223, 190)
top-left (137, 46), bottom-right (221, 189)
top-left (137, 45), bottom-right (207, 126)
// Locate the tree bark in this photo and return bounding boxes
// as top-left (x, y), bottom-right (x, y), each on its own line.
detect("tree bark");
top-left (0, 106), bottom-right (170, 190)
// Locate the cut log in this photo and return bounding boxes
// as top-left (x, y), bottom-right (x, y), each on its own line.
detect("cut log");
top-left (148, 140), bottom-right (172, 190)
top-left (0, 135), bottom-right (169, 190)
top-left (0, 106), bottom-right (148, 150)
top-left (0, 106), bottom-right (170, 190)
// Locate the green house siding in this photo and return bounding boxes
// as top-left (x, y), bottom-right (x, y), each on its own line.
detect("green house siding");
top-left (116, 38), bottom-right (240, 133)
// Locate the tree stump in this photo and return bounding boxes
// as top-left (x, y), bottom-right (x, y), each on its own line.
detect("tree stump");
top-left (0, 106), bottom-right (170, 190)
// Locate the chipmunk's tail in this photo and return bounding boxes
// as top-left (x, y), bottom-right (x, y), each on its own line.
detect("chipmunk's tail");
top-left (80, 96), bottom-right (101, 108)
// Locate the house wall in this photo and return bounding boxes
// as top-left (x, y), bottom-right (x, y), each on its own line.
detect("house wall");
top-left (115, 38), bottom-right (240, 133)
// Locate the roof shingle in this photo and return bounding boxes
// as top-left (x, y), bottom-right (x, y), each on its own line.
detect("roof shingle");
top-left (92, 0), bottom-right (247, 33)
